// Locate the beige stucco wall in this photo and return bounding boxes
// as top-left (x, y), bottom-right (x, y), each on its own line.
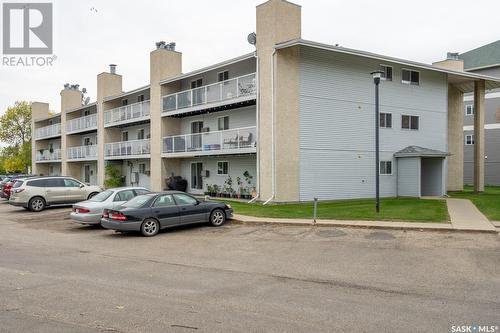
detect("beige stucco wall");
top-left (447, 84), bottom-right (464, 191)
top-left (473, 80), bottom-right (485, 192)
top-left (433, 59), bottom-right (464, 72)
top-left (149, 49), bottom-right (182, 192)
top-left (256, 0), bottom-right (301, 202)
top-left (96, 72), bottom-right (123, 186)
top-left (60, 89), bottom-right (83, 176)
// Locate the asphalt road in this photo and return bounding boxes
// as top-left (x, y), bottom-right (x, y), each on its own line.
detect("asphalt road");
top-left (0, 201), bottom-right (498, 333)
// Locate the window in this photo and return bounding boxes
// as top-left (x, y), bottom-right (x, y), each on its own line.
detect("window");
top-left (115, 190), bottom-right (135, 202)
top-left (218, 116), bottom-right (229, 131)
top-left (218, 71), bottom-right (229, 82)
top-left (122, 131), bottom-right (128, 141)
top-left (465, 105), bottom-right (474, 116)
top-left (83, 137), bottom-right (92, 146)
top-left (139, 163), bottom-right (146, 174)
top-left (402, 69), bottom-right (420, 85)
top-left (137, 94), bottom-right (145, 103)
top-left (217, 161), bottom-right (229, 175)
top-left (173, 193), bottom-right (198, 206)
top-left (191, 78), bottom-right (203, 89)
top-left (134, 189), bottom-right (150, 196)
top-left (153, 194), bottom-right (175, 207)
top-left (380, 113), bottom-right (392, 128)
top-left (47, 178), bottom-right (65, 187)
top-left (27, 179), bottom-right (46, 187)
top-left (84, 109), bottom-right (91, 116)
top-left (381, 65), bottom-right (393, 81)
top-left (89, 190), bottom-right (113, 202)
top-left (64, 178), bottom-right (82, 187)
top-left (465, 134), bottom-right (474, 145)
top-left (123, 195), bottom-right (152, 208)
top-left (121, 99), bottom-right (128, 106)
top-left (380, 161), bottom-right (392, 175)
top-left (137, 129), bottom-right (145, 140)
top-left (402, 115), bottom-right (419, 130)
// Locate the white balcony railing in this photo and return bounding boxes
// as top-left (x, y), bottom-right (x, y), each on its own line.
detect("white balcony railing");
top-left (105, 139), bottom-right (150, 158)
top-left (35, 123), bottom-right (61, 139)
top-left (67, 145), bottom-right (98, 160)
top-left (36, 149), bottom-right (61, 161)
top-left (162, 73), bottom-right (256, 113)
top-left (163, 126), bottom-right (256, 155)
top-left (104, 100), bottom-right (150, 126)
top-left (66, 114), bottom-right (97, 133)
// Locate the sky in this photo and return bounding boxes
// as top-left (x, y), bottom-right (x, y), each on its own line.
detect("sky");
top-left (0, 0), bottom-right (499, 117)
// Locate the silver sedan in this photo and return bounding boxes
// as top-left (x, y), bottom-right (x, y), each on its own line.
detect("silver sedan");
top-left (70, 187), bottom-right (150, 225)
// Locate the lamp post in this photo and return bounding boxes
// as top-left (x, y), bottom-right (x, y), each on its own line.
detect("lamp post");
top-left (371, 70), bottom-right (383, 213)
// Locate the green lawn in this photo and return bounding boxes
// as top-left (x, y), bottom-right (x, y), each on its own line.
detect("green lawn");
top-left (448, 186), bottom-right (500, 221)
top-left (219, 197), bottom-right (449, 223)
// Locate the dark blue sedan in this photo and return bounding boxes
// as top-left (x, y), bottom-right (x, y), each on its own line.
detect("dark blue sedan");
top-left (101, 191), bottom-right (233, 237)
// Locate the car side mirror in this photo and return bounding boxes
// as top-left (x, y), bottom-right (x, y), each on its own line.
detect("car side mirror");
top-left (79, 184), bottom-right (85, 188)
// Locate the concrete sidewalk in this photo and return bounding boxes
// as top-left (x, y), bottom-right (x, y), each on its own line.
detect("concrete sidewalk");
top-left (232, 198), bottom-right (498, 233)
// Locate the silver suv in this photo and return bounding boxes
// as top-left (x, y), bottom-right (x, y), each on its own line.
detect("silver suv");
top-left (9, 176), bottom-right (102, 212)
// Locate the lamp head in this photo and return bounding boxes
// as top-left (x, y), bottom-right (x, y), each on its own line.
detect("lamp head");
top-left (371, 70), bottom-right (384, 84)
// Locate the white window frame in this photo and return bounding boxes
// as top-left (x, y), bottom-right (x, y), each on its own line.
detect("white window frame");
top-left (380, 64), bottom-right (393, 81)
top-left (465, 105), bottom-right (474, 116)
top-left (401, 68), bottom-right (420, 86)
top-left (217, 116), bottom-right (229, 131)
top-left (190, 77), bottom-right (203, 89)
top-left (380, 161), bottom-right (393, 175)
top-left (380, 112), bottom-right (392, 129)
top-left (121, 99), bottom-right (128, 106)
top-left (121, 130), bottom-right (129, 141)
top-left (217, 70), bottom-right (229, 82)
top-left (138, 163), bottom-right (146, 174)
top-left (465, 134), bottom-right (475, 145)
top-left (217, 161), bottom-right (229, 176)
top-left (137, 128), bottom-right (145, 140)
top-left (401, 115), bottom-right (420, 131)
top-left (137, 94), bottom-right (145, 103)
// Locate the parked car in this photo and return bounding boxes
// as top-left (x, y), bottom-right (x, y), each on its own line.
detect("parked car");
top-left (70, 187), bottom-right (150, 225)
top-left (9, 176), bottom-right (102, 212)
top-left (101, 192), bottom-right (233, 237)
top-left (1, 175), bottom-right (31, 199)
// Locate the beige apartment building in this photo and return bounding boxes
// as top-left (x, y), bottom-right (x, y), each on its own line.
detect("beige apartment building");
top-left (32, 0), bottom-right (500, 202)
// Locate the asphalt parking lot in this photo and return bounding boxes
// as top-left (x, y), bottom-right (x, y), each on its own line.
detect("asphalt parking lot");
top-left (0, 201), bottom-right (499, 332)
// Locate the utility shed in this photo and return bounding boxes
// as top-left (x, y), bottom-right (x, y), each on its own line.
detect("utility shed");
top-left (395, 146), bottom-right (449, 197)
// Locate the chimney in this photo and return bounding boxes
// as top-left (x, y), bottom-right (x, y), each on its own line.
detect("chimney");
top-left (109, 64), bottom-right (117, 74)
top-left (432, 53), bottom-right (464, 72)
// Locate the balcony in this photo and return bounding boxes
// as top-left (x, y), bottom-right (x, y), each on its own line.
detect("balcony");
top-left (104, 100), bottom-right (150, 128)
top-left (66, 114), bottom-right (97, 134)
top-left (162, 126), bottom-right (256, 158)
top-left (105, 139), bottom-right (150, 159)
top-left (36, 149), bottom-right (61, 162)
top-left (35, 123), bottom-right (61, 140)
top-left (162, 73), bottom-right (256, 117)
top-left (67, 145), bottom-right (98, 161)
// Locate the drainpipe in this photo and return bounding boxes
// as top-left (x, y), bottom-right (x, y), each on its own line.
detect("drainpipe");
top-left (263, 49), bottom-right (277, 205)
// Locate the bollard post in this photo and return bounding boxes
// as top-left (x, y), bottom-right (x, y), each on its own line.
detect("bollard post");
top-left (313, 197), bottom-right (318, 224)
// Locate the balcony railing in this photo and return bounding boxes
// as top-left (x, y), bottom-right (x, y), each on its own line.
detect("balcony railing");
top-left (104, 100), bottom-right (150, 126)
top-left (35, 123), bottom-right (61, 139)
top-left (67, 145), bottom-right (98, 160)
top-left (66, 114), bottom-right (97, 133)
top-left (105, 139), bottom-right (150, 158)
top-left (162, 73), bottom-right (256, 113)
top-left (163, 126), bottom-right (256, 155)
top-left (36, 149), bottom-right (61, 161)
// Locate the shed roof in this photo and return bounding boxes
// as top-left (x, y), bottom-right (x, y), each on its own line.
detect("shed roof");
top-left (394, 146), bottom-right (449, 158)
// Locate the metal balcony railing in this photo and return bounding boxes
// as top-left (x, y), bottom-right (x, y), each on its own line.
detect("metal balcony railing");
top-left (104, 139), bottom-right (150, 157)
top-left (36, 149), bottom-right (61, 161)
top-left (162, 126), bottom-right (256, 155)
top-left (162, 73), bottom-right (256, 113)
top-left (67, 145), bottom-right (98, 160)
top-left (35, 123), bottom-right (61, 139)
top-left (66, 114), bottom-right (97, 133)
top-left (104, 100), bottom-right (150, 126)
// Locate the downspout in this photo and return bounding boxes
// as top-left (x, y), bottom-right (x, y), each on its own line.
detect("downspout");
top-left (263, 49), bottom-right (277, 205)
top-left (249, 51), bottom-right (260, 204)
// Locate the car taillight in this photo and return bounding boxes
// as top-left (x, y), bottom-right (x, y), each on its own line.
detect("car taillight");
top-left (14, 188), bottom-right (25, 193)
top-left (73, 206), bottom-right (90, 214)
top-left (110, 212), bottom-right (127, 221)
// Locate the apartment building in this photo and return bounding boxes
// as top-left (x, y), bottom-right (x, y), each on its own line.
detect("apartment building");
top-left (32, 0), bottom-right (500, 202)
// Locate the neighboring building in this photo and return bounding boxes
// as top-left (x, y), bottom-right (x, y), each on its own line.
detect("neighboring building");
top-left (32, 0), bottom-right (500, 202)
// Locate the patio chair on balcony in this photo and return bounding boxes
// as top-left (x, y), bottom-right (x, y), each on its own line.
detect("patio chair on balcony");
top-left (239, 132), bottom-right (254, 148)
top-left (223, 134), bottom-right (239, 149)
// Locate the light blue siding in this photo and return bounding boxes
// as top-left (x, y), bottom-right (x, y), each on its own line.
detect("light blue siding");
top-left (298, 46), bottom-right (448, 200)
top-left (397, 158), bottom-right (421, 197)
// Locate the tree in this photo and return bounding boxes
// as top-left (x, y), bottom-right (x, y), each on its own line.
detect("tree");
top-left (0, 101), bottom-right (32, 146)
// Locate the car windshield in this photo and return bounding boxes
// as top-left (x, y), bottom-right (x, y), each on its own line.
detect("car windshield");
top-left (122, 195), bottom-right (151, 208)
top-left (89, 190), bottom-right (113, 202)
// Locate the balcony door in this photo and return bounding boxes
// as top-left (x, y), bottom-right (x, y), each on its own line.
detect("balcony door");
top-left (84, 165), bottom-right (91, 184)
top-left (190, 162), bottom-right (203, 192)
top-left (191, 78), bottom-right (203, 106)
top-left (190, 121), bottom-right (203, 151)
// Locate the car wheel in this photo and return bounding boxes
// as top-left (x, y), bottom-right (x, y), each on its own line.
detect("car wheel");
top-left (29, 197), bottom-right (45, 212)
top-left (210, 209), bottom-right (226, 227)
top-left (141, 218), bottom-right (159, 237)
top-left (88, 192), bottom-right (99, 200)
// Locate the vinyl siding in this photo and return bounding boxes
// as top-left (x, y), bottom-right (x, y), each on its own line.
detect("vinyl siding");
top-left (464, 128), bottom-right (500, 185)
top-left (298, 46), bottom-right (447, 200)
top-left (397, 157), bottom-right (421, 197)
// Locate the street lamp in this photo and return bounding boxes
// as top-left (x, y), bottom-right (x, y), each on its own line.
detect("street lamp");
top-left (371, 70), bottom-right (384, 213)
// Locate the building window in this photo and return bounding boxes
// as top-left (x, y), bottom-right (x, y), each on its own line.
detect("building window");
top-left (122, 131), bottom-right (128, 141)
top-left (137, 94), bottom-right (145, 103)
top-left (218, 71), bottom-right (229, 82)
top-left (465, 134), bottom-right (474, 145)
top-left (381, 65), bottom-right (393, 81)
top-left (218, 116), bottom-right (229, 131)
top-left (380, 161), bottom-right (392, 175)
top-left (380, 113), bottom-right (392, 128)
top-left (137, 128), bottom-right (145, 140)
top-left (465, 105), bottom-right (474, 116)
top-left (139, 163), bottom-right (146, 174)
top-left (217, 161), bottom-right (229, 175)
top-left (402, 115), bottom-right (419, 130)
top-left (402, 69), bottom-right (420, 85)
top-left (121, 99), bottom-right (128, 106)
